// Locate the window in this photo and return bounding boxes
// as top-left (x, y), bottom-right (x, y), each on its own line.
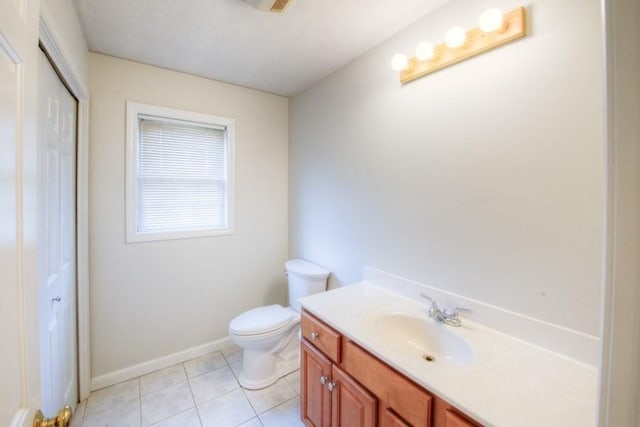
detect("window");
top-left (125, 102), bottom-right (234, 242)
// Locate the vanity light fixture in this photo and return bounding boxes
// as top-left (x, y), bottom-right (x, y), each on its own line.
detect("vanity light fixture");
top-left (244, 0), bottom-right (294, 12)
top-left (390, 53), bottom-right (409, 72)
top-left (478, 8), bottom-right (506, 33)
top-left (415, 42), bottom-right (435, 61)
top-left (444, 26), bottom-right (467, 48)
top-left (391, 6), bottom-right (527, 84)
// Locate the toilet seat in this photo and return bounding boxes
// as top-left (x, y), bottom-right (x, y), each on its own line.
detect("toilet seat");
top-left (229, 304), bottom-right (294, 336)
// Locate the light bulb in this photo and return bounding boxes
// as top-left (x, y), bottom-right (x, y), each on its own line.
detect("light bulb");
top-left (415, 42), bottom-right (435, 61)
top-left (478, 8), bottom-right (505, 32)
top-left (445, 26), bottom-right (466, 48)
top-left (390, 53), bottom-right (409, 71)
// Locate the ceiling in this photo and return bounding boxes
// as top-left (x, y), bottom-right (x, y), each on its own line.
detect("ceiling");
top-left (71, 0), bottom-right (449, 96)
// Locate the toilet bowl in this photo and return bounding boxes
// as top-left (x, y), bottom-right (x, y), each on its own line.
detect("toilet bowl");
top-left (228, 259), bottom-right (330, 389)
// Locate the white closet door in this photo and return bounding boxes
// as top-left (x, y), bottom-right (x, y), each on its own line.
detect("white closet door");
top-left (38, 50), bottom-right (78, 416)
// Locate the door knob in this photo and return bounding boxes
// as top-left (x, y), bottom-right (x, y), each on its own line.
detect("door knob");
top-left (33, 405), bottom-right (71, 427)
top-left (320, 375), bottom-right (328, 385)
top-left (310, 332), bottom-right (319, 340)
top-left (51, 296), bottom-right (61, 303)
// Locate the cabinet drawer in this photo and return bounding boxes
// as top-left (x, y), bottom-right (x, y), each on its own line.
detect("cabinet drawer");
top-left (342, 339), bottom-right (432, 427)
top-left (301, 311), bottom-right (341, 363)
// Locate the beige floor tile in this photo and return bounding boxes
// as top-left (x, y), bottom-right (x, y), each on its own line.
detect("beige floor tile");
top-left (141, 381), bottom-right (194, 426)
top-left (189, 365), bottom-right (239, 405)
top-left (141, 365), bottom-right (187, 396)
top-left (82, 398), bottom-right (141, 427)
top-left (284, 370), bottom-right (300, 394)
top-left (259, 397), bottom-right (304, 427)
top-left (85, 379), bottom-right (140, 415)
top-left (236, 418), bottom-right (262, 427)
top-left (184, 352), bottom-right (227, 378)
top-left (198, 389), bottom-right (256, 427)
top-left (81, 352), bottom-right (306, 427)
top-left (150, 408), bottom-right (201, 427)
top-left (221, 344), bottom-right (243, 364)
top-left (243, 378), bottom-right (297, 414)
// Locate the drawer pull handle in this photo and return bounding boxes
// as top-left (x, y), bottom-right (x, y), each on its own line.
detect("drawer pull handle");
top-left (310, 332), bottom-right (319, 340)
top-left (320, 375), bottom-right (328, 385)
top-left (327, 382), bottom-right (335, 392)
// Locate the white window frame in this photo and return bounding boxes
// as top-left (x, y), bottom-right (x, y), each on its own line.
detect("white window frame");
top-left (125, 101), bottom-right (235, 243)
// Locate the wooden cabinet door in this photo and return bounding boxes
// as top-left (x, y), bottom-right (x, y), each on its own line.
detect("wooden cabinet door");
top-left (301, 340), bottom-right (332, 427)
top-left (444, 409), bottom-right (481, 427)
top-left (342, 339), bottom-right (432, 426)
top-left (380, 407), bottom-right (410, 427)
top-left (331, 365), bottom-right (376, 427)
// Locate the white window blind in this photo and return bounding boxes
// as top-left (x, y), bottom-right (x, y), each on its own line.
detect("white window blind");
top-left (126, 102), bottom-right (235, 242)
top-left (137, 117), bottom-right (228, 233)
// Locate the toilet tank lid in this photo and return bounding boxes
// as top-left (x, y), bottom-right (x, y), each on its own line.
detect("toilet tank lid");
top-left (286, 259), bottom-right (330, 279)
top-left (229, 304), bottom-right (293, 336)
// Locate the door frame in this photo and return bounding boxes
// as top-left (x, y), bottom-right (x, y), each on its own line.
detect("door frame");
top-left (599, 0), bottom-right (640, 425)
top-left (38, 15), bottom-right (91, 401)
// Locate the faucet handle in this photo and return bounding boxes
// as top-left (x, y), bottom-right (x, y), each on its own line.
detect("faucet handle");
top-left (446, 307), bottom-right (471, 319)
top-left (420, 293), bottom-right (434, 303)
top-left (442, 306), bottom-right (471, 319)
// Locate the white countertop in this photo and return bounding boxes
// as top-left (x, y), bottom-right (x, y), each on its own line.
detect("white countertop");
top-left (299, 282), bottom-right (598, 427)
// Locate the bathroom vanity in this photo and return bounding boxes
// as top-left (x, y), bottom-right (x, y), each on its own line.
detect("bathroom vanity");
top-left (298, 279), bottom-right (598, 427)
top-left (300, 309), bottom-right (481, 427)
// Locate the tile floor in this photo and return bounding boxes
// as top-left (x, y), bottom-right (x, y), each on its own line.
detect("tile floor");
top-left (70, 344), bottom-right (305, 427)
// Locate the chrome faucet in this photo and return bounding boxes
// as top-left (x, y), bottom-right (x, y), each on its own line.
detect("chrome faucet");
top-left (420, 294), bottom-right (470, 327)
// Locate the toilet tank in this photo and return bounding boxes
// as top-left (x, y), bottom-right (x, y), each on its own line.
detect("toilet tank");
top-left (286, 259), bottom-right (330, 313)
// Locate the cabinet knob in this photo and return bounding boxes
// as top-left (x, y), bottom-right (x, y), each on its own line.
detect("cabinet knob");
top-left (320, 375), bottom-right (328, 385)
top-left (327, 382), bottom-right (335, 392)
top-left (310, 332), bottom-right (319, 340)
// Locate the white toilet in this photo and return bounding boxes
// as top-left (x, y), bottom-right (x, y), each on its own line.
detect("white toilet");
top-left (228, 259), bottom-right (330, 389)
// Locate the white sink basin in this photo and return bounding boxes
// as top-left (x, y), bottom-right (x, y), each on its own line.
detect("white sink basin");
top-left (374, 313), bottom-right (475, 367)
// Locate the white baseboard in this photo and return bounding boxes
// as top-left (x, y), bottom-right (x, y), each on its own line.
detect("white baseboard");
top-left (90, 336), bottom-right (233, 391)
top-left (363, 266), bottom-right (600, 366)
top-left (10, 409), bottom-right (28, 427)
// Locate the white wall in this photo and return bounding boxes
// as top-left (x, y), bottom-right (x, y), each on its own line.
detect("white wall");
top-left (290, 0), bottom-right (604, 337)
top-left (88, 53), bottom-right (289, 377)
